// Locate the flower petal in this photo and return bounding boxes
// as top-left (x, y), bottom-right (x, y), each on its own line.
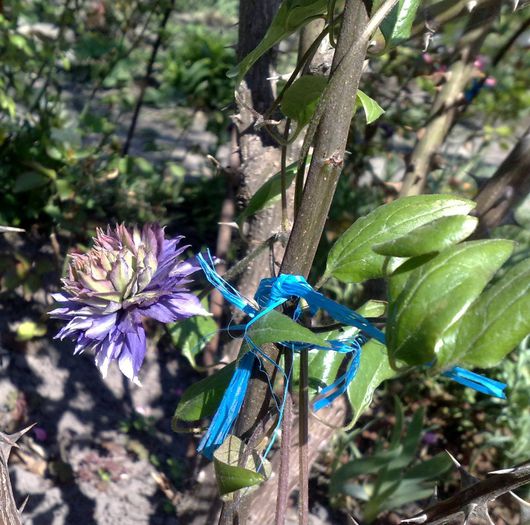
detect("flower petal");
top-left (118, 324), bottom-right (146, 381)
top-left (140, 293), bottom-right (208, 322)
top-left (85, 313), bottom-right (117, 340)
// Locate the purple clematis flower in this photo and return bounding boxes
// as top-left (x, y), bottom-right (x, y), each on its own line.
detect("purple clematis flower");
top-left (49, 224), bottom-right (207, 383)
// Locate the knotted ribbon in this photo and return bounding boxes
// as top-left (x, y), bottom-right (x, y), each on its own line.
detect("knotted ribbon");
top-left (195, 251), bottom-right (506, 459)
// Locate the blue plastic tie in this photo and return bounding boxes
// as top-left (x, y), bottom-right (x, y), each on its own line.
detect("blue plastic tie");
top-left (197, 251), bottom-right (258, 317)
top-left (196, 253), bottom-right (507, 459)
top-left (197, 351), bottom-right (255, 459)
top-left (442, 366), bottom-right (507, 399)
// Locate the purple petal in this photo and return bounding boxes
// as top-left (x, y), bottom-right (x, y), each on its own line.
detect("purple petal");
top-left (85, 313), bottom-right (117, 340)
top-left (172, 256), bottom-right (202, 277)
top-left (118, 323), bottom-right (146, 381)
top-left (94, 336), bottom-right (122, 377)
top-left (140, 293), bottom-right (208, 323)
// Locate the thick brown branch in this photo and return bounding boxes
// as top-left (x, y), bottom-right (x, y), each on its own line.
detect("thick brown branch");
top-left (280, 0), bottom-right (369, 276)
top-left (400, 0), bottom-right (500, 196)
top-left (473, 125), bottom-right (530, 235)
top-left (402, 463), bottom-right (530, 525)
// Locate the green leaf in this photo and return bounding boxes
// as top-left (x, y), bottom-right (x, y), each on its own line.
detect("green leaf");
top-left (168, 312), bottom-right (217, 369)
top-left (292, 348), bottom-right (342, 393)
top-left (330, 446), bottom-right (404, 495)
top-left (445, 258), bottom-right (530, 368)
top-left (378, 480), bottom-right (433, 513)
top-left (173, 362), bottom-right (235, 423)
top-left (282, 75), bottom-right (328, 135)
top-left (347, 340), bottom-right (396, 426)
top-left (404, 453), bottom-right (452, 480)
top-left (247, 309), bottom-right (330, 348)
top-left (491, 225), bottom-right (530, 276)
top-left (55, 179), bottom-right (74, 200)
top-left (388, 254), bottom-right (437, 302)
top-left (386, 240), bottom-right (514, 367)
top-left (356, 89), bottom-right (384, 124)
top-left (400, 407), bottom-right (424, 463)
top-left (357, 299), bottom-right (387, 318)
top-left (307, 349), bottom-right (345, 394)
top-left (13, 172), bottom-right (50, 193)
top-left (372, 215), bottom-right (478, 257)
top-left (213, 435), bottom-right (266, 497)
top-left (230, 0), bottom-right (327, 84)
top-left (237, 161), bottom-right (299, 224)
top-left (324, 195), bottom-right (475, 283)
top-left (514, 193), bottom-right (530, 228)
top-left (374, 0), bottom-right (421, 47)
top-left (295, 300), bottom-right (386, 395)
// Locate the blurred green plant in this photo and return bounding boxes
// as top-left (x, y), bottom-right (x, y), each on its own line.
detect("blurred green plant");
top-left (485, 339), bottom-right (530, 465)
top-left (330, 399), bottom-right (452, 523)
top-left (119, 412), bottom-right (157, 436)
top-left (162, 24), bottom-right (236, 129)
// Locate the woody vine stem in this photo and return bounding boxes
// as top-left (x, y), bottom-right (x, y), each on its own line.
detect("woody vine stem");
top-left (229, 0), bottom-right (401, 524)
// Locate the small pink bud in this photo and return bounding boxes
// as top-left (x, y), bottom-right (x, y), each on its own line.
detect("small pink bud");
top-left (484, 76), bottom-right (497, 87)
top-left (473, 56), bottom-right (487, 70)
top-left (422, 53), bottom-right (434, 64)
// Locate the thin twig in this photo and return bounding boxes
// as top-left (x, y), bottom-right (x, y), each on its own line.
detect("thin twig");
top-left (274, 358), bottom-right (293, 525)
top-left (298, 347), bottom-right (310, 525)
top-left (121, 0), bottom-right (175, 156)
top-left (280, 119), bottom-right (291, 232)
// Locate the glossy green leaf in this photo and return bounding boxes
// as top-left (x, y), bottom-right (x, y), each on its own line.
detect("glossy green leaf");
top-left (292, 349), bottom-right (345, 394)
top-left (347, 340), bottom-right (396, 426)
top-left (388, 254), bottom-right (437, 302)
top-left (247, 309), bottom-right (330, 348)
top-left (444, 258), bottom-right (530, 368)
top-left (491, 225), bottom-right (530, 276)
top-left (296, 301), bottom-right (387, 395)
top-left (374, 0), bottom-right (421, 47)
top-left (230, 0), bottom-right (327, 84)
top-left (372, 215), bottom-right (478, 257)
top-left (324, 195), bottom-right (475, 283)
top-left (213, 435), bottom-right (266, 497)
top-left (387, 240), bottom-right (514, 367)
top-left (168, 312), bottom-right (217, 369)
top-left (173, 362), bottom-right (235, 423)
top-left (282, 75), bottom-right (328, 136)
top-left (357, 299), bottom-right (387, 318)
top-left (356, 89), bottom-right (384, 124)
top-left (237, 161), bottom-right (298, 224)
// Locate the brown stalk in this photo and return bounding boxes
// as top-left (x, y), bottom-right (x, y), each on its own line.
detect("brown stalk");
top-left (399, 0), bottom-right (500, 197)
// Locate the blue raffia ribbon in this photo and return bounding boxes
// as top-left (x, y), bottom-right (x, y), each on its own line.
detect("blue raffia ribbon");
top-left (196, 250), bottom-right (506, 459)
top-left (441, 367), bottom-right (506, 399)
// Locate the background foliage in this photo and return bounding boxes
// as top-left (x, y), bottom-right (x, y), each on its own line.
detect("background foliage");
top-left (1, 0), bottom-right (529, 523)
